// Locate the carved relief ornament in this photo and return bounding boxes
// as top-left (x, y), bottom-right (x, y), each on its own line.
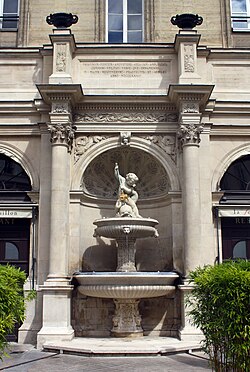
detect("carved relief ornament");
top-left (74, 135), bottom-right (107, 163)
top-left (143, 135), bottom-right (176, 161)
top-left (51, 103), bottom-right (69, 114)
top-left (48, 123), bottom-right (76, 151)
top-left (74, 112), bottom-right (178, 124)
top-left (56, 44), bottom-right (66, 72)
top-left (177, 123), bottom-right (203, 146)
top-left (184, 44), bottom-right (195, 73)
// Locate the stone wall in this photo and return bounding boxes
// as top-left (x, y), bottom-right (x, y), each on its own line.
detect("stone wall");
top-left (72, 289), bottom-right (181, 337)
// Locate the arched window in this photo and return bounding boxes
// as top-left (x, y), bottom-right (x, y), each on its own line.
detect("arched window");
top-left (4, 241), bottom-right (19, 260)
top-left (220, 155), bottom-right (250, 191)
top-left (0, 154), bottom-right (31, 191)
top-left (233, 240), bottom-right (247, 259)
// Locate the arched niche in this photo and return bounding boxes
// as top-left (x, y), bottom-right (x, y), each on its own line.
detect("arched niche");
top-left (71, 136), bottom-right (180, 194)
top-left (81, 147), bottom-right (170, 202)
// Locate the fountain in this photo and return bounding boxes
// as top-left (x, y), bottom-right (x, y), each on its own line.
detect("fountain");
top-left (74, 163), bottom-right (179, 337)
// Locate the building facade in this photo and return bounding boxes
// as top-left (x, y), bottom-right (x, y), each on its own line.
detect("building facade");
top-left (0, 0), bottom-right (250, 347)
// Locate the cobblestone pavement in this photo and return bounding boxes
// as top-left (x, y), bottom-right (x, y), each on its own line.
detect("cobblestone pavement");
top-left (1, 350), bottom-right (211, 372)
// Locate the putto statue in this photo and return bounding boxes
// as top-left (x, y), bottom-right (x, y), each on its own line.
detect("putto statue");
top-left (114, 163), bottom-right (141, 218)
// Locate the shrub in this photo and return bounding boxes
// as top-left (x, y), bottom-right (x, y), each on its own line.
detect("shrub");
top-left (0, 264), bottom-right (27, 357)
top-left (188, 260), bottom-right (250, 372)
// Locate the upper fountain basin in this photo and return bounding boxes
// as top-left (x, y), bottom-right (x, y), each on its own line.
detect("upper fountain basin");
top-left (93, 217), bottom-right (159, 239)
top-left (74, 271), bottom-right (178, 286)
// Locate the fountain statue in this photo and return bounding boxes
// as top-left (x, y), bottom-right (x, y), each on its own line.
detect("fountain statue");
top-left (114, 163), bottom-right (141, 218)
top-left (74, 163), bottom-right (178, 337)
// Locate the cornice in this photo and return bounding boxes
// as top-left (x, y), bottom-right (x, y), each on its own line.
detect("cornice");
top-left (0, 101), bottom-right (38, 114)
top-left (210, 125), bottom-right (250, 136)
top-left (36, 84), bottom-right (83, 106)
top-left (168, 84), bottom-right (214, 112)
top-left (75, 102), bottom-right (176, 112)
top-left (0, 124), bottom-right (40, 135)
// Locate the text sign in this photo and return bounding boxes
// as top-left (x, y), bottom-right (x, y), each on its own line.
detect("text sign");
top-left (0, 209), bottom-right (33, 218)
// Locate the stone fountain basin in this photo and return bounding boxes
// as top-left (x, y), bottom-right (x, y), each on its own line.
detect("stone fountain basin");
top-left (74, 272), bottom-right (179, 299)
top-left (93, 217), bottom-right (159, 239)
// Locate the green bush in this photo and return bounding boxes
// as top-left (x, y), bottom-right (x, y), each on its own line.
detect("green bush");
top-left (0, 264), bottom-right (27, 357)
top-left (188, 260), bottom-right (250, 372)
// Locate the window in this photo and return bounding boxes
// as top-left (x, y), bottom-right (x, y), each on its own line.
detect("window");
top-left (0, 154), bottom-right (31, 190)
top-left (4, 242), bottom-right (19, 260)
top-left (220, 155), bottom-right (250, 191)
top-left (107, 0), bottom-right (143, 43)
top-left (231, 0), bottom-right (250, 30)
top-left (0, 0), bottom-right (19, 29)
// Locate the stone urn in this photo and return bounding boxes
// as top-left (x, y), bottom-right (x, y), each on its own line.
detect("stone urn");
top-left (46, 13), bottom-right (78, 28)
top-left (171, 13), bottom-right (203, 29)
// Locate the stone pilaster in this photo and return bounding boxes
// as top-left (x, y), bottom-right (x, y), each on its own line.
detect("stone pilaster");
top-left (168, 85), bottom-right (214, 277)
top-left (168, 84), bottom-right (213, 342)
top-left (37, 84), bottom-right (82, 348)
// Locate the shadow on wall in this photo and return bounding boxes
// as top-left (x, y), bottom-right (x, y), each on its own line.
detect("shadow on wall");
top-left (82, 236), bottom-right (117, 271)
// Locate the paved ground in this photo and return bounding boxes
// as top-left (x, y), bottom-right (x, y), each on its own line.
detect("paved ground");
top-left (0, 349), bottom-right (211, 371)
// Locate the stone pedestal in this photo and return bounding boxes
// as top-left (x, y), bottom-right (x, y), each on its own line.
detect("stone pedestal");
top-left (116, 237), bottom-right (136, 272)
top-left (174, 30), bottom-right (201, 84)
top-left (37, 281), bottom-right (74, 349)
top-left (178, 282), bottom-right (203, 342)
top-left (18, 280), bottom-right (41, 345)
top-left (112, 299), bottom-right (143, 337)
top-left (49, 29), bottom-right (76, 84)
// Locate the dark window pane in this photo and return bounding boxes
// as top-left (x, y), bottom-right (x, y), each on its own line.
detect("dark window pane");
top-left (3, 0), bottom-right (18, 13)
top-left (0, 154), bottom-right (31, 191)
top-left (128, 15), bottom-right (142, 30)
top-left (108, 31), bottom-right (123, 43)
top-left (108, 0), bottom-right (123, 14)
top-left (2, 18), bottom-right (18, 28)
top-left (220, 155), bottom-right (250, 191)
top-left (109, 14), bottom-right (123, 30)
top-left (128, 31), bottom-right (142, 43)
top-left (128, 0), bottom-right (142, 14)
top-left (5, 242), bottom-right (19, 260)
top-left (232, 20), bottom-right (248, 28)
top-left (233, 241), bottom-right (247, 259)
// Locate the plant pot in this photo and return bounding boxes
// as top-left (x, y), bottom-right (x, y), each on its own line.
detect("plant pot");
top-left (171, 13), bottom-right (203, 29)
top-left (46, 13), bottom-right (78, 28)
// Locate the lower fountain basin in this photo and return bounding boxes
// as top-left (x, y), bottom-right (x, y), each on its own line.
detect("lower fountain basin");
top-left (74, 272), bottom-right (179, 299)
top-left (93, 217), bottom-right (159, 239)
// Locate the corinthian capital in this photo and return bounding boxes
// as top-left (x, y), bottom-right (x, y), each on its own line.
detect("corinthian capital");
top-left (48, 123), bottom-right (76, 151)
top-left (177, 123), bottom-right (203, 146)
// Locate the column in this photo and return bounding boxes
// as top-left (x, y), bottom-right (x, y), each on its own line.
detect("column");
top-left (37, 99), bottom-right (76, 348)
top-left (178, 103), bottom-right (203, 276)
top-left (177, 101), bottom-right (204, 342)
